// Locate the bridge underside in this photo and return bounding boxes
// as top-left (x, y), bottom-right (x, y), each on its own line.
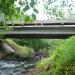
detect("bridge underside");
top-left (1, 25), bottom-right (75, 39)
top-left (4, 34), bottom-right (75, 39)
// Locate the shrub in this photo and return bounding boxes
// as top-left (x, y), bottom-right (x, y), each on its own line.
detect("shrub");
top-left (36, 58), bottom-right (50, 70)
top-left (13, 39), bottom-right (51, 51)
top-left (48, 36), bottom-right (75, 75)
top-left (36, 36), bottom-right (75, 75)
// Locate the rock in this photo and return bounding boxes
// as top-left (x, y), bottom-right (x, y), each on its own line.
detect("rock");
top-left (2, 43), bottom-right (15, 53)
top-left (0, 52), bottom-right (7, 59)
top-left (24, 68), bottom-right (41, 75)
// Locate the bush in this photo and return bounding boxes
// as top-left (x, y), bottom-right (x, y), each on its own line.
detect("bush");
top-left (4, 39), bottom-right (34, 58)
top-left (13, 39), bottom-right (51, 51)
top-left (49, 36), bottom-right (75, 75)
top-left (36, 36), bottom-right (75, 75)
top-left (36, 58), bottom-right (50, 70)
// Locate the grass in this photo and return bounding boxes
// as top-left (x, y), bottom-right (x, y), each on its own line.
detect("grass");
top-left (4, 39), bottom-right (34, 58)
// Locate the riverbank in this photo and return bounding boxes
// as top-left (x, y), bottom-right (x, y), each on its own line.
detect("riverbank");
top-left (0, 38), bottom-right (50, 75)
top-left (0, 49), bottom-right (48, 75)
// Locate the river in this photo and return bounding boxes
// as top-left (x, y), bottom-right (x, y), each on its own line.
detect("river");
top-left (0, 52), bottom-right (45, 75)
top-left (0, 59), bottom-right (35, 75)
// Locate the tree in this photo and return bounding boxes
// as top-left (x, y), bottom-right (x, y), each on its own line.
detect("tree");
top-left (43, 0), bottom-right (75, 20)
top-left (0, 0), bottom-right (39, 38)
top-left (0, 0), bottom-right (38, 22)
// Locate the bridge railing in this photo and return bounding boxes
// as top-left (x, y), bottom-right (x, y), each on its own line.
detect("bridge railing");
top-left (0, 20), bottom-right (75, 39)
top-left (4, 20), bottom-right (75, 26)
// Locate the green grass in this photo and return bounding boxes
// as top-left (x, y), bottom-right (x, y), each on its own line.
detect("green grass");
top-left (5, 39), bottom-right (34, 58)
top-left (36, 58), bottom-right (50, 70)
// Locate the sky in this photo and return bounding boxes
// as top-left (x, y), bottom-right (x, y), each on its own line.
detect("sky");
top-left (36, 0), bottom-right (47, 20)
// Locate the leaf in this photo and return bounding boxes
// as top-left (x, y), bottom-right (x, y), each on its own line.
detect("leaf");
top-left (32, 13), bottom-right (36, 20)
top-left (19, 1), bottom-right (25, 6)
top-left (24, 16), bottom-right (30, 22)
top-left (23, 4), bottom-right (29, 11)
top-left (29, 19), bottom-right (33, 23)
top-left (17, 7), bottom-right (20, 12)
top-left (33, 8), bottom-right (38, 14)
top-left (30, 0), bottom-right (36, 7)
top-left (10, 0), bottom-right (14, 4)
top-left (0, 22), bottom-right (3, 26)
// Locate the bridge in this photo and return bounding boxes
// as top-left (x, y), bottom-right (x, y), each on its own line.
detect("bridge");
top-left (1, 20), bottom-right (75, 39)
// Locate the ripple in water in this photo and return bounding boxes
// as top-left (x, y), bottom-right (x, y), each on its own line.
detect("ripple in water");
top-left (0, 60), bottom-right (33, 75)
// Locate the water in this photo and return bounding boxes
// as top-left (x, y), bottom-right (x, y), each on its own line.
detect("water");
top-left (0, 60), bottom-right (34, 75)
top-left (0, 51), bottom-right (45, 75)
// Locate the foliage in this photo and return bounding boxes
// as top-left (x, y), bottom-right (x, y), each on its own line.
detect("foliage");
top-left (0, 32), bottom-right (5, 39)
top-left (38, 71), bottom-right (50, 75)
top-left (38, 36), bottom-right (75, 75)
top-left (13, 39), bottom-right (51, 51)
top-left (0, 21), bottom-right (13, 39)
top-left (0, 0), bottom-right (15, 18)
top-left (17, 0), bottom-right (38, 22)
top-left (0, 0), bottom-right (38, 38)
top-left (44, 0), bottom-right (75, 20)
top-left (44, 4), bottom-right (64, 20)
top-left (36, 58), bottom-right (50, 70)
top-left (0, 0), bottom-right (38, 22)
top-left (4, 39), bottom-right (34, 58)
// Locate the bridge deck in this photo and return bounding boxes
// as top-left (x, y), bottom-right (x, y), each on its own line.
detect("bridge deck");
top-left (1, 25), bottom-right (75, 39)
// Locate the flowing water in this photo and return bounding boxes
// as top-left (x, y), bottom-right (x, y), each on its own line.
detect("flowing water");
top-left (0, 52), bottom-right (44, 75)
top-left (0, 59), bottom-right (35, 75)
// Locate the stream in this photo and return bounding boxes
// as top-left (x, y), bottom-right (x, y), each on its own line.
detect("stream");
top-left (0, 52), bottom-right (44, 75)
top-left (0, 60), bottom-right (35, 75)
top-left (0, 43), bottom-right (46, 75)
top-left (0, 41), bottom-right (48, 75)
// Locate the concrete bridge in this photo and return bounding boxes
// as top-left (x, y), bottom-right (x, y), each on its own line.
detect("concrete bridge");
top-left (1, 21), bottom-right (75, 39)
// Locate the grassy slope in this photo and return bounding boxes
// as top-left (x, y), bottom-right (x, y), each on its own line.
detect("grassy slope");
top-left (4, 39), bottom-right (34, 58)
top-left (36, 36), bottom-right (75, 75)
